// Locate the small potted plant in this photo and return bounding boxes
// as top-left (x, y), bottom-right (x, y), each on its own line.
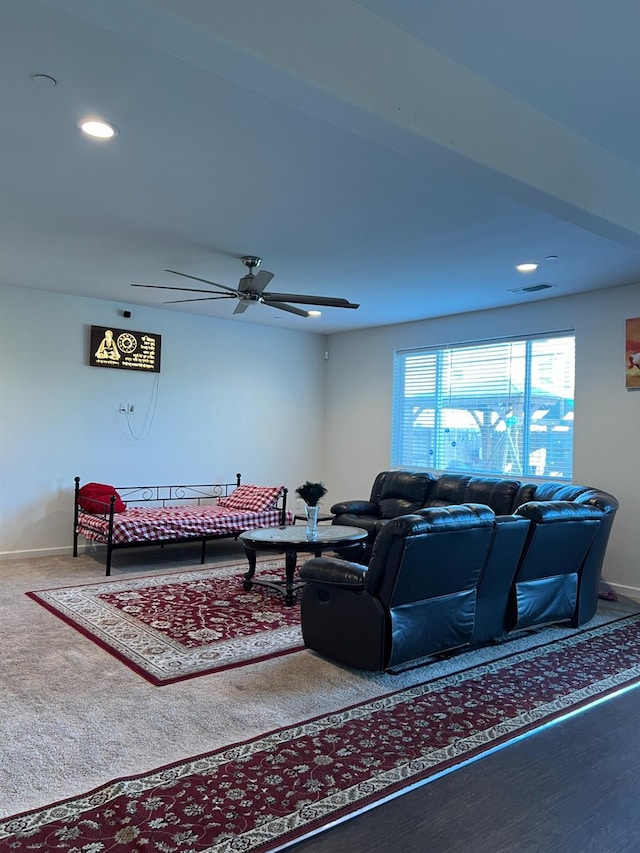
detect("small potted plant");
top-left (296, 481), bottom-right (328, 538)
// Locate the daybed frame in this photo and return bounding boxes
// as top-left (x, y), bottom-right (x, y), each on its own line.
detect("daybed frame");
top-left (73, 474), bottom-right (289, 575)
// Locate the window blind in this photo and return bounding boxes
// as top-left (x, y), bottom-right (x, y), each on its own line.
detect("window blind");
top-left (392, 333), bottom-right (575, 480)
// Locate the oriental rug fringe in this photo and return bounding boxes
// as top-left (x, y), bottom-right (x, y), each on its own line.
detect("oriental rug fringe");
top-left (3, 614), bottom-right (640, 852)
top-left (26, 560), bottom-right (303, 685)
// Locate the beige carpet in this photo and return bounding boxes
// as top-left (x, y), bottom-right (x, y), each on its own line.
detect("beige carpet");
top-left (1, 540), bottom-right (637, 819)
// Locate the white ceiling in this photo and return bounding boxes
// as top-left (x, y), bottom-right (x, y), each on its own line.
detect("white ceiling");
top-left (2, 0), bottom-right (639, 334)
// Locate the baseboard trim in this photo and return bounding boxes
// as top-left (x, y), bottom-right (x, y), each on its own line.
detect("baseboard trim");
top-left (0, 545), bottom-right (74, 561)
top-left (0, 543), bottom-right (106, 561)
top-left (605, 581), bottom-right (640, 602)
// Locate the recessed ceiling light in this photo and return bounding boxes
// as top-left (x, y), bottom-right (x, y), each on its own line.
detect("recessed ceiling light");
top-left (78, 118), bottom-right (119, 140)
top-left (515, 262), bottom-right (539, 272)
top-left (308, 310), bottom-right (322, 317)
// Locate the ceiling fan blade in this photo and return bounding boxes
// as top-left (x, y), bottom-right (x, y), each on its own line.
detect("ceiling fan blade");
top-left (238, 269), bottom-right (274, 294)
top-left (163, 295), bottom-right (235, 304)
top-left (251, 270), bottom-right (275, 293)
top-left (165, 269), bottom-right (239, 295)
top-left (268, 301), bottom-right (310, 318)
top-left (132, 283), bottom-right (235, 296)
top-left (233, 300), bottom-right (252, 314)
top-left (263, 292), bottom-right (359, 309)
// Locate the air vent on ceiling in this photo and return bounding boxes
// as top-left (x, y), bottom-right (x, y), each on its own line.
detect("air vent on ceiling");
top-left (508, 282), bottom-right (555, 294)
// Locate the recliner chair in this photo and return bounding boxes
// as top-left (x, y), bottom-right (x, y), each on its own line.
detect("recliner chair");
top-left (300, 503), bottom-right (496, 671)
top-left (331, 470), bottom-right (435, 562)
top-left (301, 499), bottom-right (608, 671)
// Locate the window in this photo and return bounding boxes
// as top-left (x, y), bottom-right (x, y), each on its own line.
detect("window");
top-left (392, 333), bottom-right (575, 480)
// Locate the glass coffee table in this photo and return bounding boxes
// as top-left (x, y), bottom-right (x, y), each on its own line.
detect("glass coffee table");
top-left (239, 524), bottom-right (368, 605)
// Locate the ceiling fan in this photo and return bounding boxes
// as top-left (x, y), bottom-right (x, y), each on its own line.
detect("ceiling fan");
top-left (131, 256), bottom-right (360, 317)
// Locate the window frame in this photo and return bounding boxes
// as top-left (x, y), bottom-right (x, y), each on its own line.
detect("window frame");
top-left (391, 331), bottom-right (575, 481)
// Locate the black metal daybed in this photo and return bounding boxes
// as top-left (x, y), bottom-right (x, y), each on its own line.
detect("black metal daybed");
top-left (73, 474), bottom-right (291, 575)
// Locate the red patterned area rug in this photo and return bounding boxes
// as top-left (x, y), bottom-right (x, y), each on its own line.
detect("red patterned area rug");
top-left (3, 615), bottom-right (640, 852)
top-left (26, 560), bottom-right (303, 685)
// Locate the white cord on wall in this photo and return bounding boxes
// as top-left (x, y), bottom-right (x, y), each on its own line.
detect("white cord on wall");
top-left (124, 373), bottom-right (160, 441)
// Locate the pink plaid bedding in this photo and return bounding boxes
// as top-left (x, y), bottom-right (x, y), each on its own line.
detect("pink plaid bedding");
top-left (77, 504), bottom-right (293, 545)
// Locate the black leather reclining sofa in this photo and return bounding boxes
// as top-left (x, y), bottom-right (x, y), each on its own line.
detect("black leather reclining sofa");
top-left (299, 471), bottom-right (618, 671)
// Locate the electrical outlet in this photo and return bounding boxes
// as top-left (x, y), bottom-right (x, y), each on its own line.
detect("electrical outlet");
top-left (128, 403), bottom-right (135, 413)
top-left (119, 403), bottom-right (127, 413)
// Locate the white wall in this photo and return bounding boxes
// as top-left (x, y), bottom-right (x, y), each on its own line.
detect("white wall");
top-left (324, 282), bottom-right (640, 597)
top-left (2, 281), bottom-right (639, 597)
top-left (0, 284), bottom-right (328, 557)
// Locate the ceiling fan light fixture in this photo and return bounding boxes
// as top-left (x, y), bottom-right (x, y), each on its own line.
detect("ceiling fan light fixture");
top-left (308, 310), bottom-right (322, 317)
top-left (515, 262), bottom-right (539, 272)
top-left (78, 118), bottom-right (119, 139)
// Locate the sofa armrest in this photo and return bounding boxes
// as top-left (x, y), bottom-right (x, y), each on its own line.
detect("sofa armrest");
top-left (299, 556), bottom-right (367, 589)
top-left (331, 500), bottom-right (378, 516)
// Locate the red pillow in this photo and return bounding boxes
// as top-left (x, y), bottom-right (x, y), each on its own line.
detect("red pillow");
top-left (78, 482), bottom-right (126, 514)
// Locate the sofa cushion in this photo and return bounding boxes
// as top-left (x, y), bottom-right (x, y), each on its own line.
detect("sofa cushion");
top-left (463, 477), bottom-right (521, 515)
top-left (377, 497), bottom-right (422, 519)
top-left (217, 484), bottom-right (283, 512)
top-left (512, 482), bottom-right (538, 509)
top-left (527, 483), bottom-right (591, 503)
top-left (376, 471), bottom-right (434, 519)
top-left (423, 474), bottom-right (471, 507)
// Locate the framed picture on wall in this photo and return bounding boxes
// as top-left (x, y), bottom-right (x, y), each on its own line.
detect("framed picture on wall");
top-left (625, 317), bottom-right (640, 389)
top-left (89, 326), bottom-right (161, 372)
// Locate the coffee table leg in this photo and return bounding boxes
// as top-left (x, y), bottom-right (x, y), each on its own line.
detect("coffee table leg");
top-left (243, 547), bottom-right (257, 590)
top-left (284, 548), bottom-right (297, 606)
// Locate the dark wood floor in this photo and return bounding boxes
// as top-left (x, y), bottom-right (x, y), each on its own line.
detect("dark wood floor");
top-left (292, 683), bottom-right (640, 853)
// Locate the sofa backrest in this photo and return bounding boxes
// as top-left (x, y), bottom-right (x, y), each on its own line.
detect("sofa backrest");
top-left (371, 470), bottom-right (435, 520)
top-left (424, 474), bottom-right (524, 515)
top-left (524, 482), bottom-right (591, 503)
top-left (463, 477), bottom-right (522, 515)
top-left (369, 473), bottom-right (618, 518)
top-left (512, 482), bottom-right (539, 507)
top-left (423, 474), bottom-right (472, 507)
top-left (366, 503), bottom-right (495, 604)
